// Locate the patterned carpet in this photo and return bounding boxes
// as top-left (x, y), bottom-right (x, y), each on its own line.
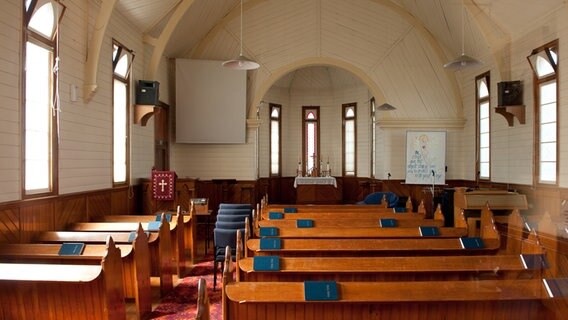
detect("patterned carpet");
top-left (149, 256), bottom-right (222, 319)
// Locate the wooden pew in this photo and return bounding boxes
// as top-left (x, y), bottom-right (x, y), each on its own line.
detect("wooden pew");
top-left (222, 246), bottom-right (552, 320)
top-left (195, 278), bottom-right (210, 320)
top-left (66, 218), bottom-right (174, 296)
top-left (97, 207), bottom-right (191, 277)
top-left (0, 237), bottom-right (126, 320)
top-left (34, 226), bottom-right (152, 318)
top-left (247, 206), bottom-right (501, 257)
top-left (263, 197), bottom-right (416, 212)
top-left (237, 231), bottom-right (547, 282)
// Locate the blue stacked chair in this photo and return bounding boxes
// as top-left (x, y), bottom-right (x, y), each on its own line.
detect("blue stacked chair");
top-left (212, 204), bottom-right (253, 289)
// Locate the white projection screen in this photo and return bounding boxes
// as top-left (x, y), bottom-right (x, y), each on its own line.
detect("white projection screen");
top-left (175, 59), bottom-right (246, 144)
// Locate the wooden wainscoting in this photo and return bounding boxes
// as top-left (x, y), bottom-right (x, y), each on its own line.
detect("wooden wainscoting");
top-left (0, 186), bottom-right (133, 244)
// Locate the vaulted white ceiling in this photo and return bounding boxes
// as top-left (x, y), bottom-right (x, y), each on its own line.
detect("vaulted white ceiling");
top-left (112, 0), bottom-right (566, 121)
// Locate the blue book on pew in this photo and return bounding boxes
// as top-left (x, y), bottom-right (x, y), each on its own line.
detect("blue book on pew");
top-left (128, 231), bottom-right (150, 242)
top-left (304, 281), bottom-right (339, 301)
top-left (58, 242), bottom-right (85, 256)
top-left (543, 278), bottom-right (568, 298)
top-left (155, 213), bottom-right (172, 222)
top-left (147, 221), bottom-right (161, 231)
top-left (259, 237), bottom-right (282, 250)
top-left (520, 254), bottom-right (549, 270)
top-left (394, 207), bottom-right (407, 213)
top-left (284, 207), bottom-right (297, 213)
top-left (296, 219), bottom-right (314, 228)
top-left (419, 226), bottom-right (440, 236)
top-left (259, 227), bottom-right (279, 237)
top-left (379, 218), bottom-right (397, 228)
top-left (459, 237), bottom-right (484, 249)
top-left (253, 256), bottom-right (281, 271)
top-left (268, 212), bottom-right (283, 220)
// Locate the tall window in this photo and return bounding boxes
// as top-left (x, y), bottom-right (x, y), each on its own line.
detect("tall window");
top-left (23, 1), bottom-right (65, 196)
top-left (529, 40), bottom-right (558, 185)
top-left (476, 72), bottom-right (490, 181)
top-left (370, 98), bottom-right (376, 178)
top-left (112, 41), bottom-right (133, 184)
top-left (269, 104), bottom-right (282, 176)
top-left (302, 107), bottom-right (320, 175)
top-left (343, 103), bottom-right (357, 176)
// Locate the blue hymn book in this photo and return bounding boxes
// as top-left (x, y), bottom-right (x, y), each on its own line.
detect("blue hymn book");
top-left (283, 207), bottom-right (298, 213)
top-left (459, 237), bottom-right (484, 249)
top-left (259, 237), bottom-right (282, 250)
top-left (304, 281), bottom-right (339, 301)
top-left (58, 242), bottom-right (86, 256)
top-left (296, 219), bottom-right (314, 228)
top-left (379, 218), bottom-right (397, 228)
top-left (419, 226), bottom-right (440, 236)
top-left (268, 212), bottom-right (284, 220)
top-left (253, 256), bottom-right (281, 271)
top-left (155, 213), bottom-right (172, 222)
top-left (259, 227), bottom-right (279, 237)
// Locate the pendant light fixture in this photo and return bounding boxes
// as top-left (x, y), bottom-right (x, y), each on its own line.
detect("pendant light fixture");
top-left (222, 0), bottom-right (260, 70)
top-left (443, 0), bottom-right (482, 70)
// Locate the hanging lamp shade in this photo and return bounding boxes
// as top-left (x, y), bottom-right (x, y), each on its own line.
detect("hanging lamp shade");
top-left (222, 54), bottom-right (260, 70)
top-left (222, 0), bottom-right (259, 70)
top-left (377, 103), bottom-right (396, 111)
top-left (443, 0), bottom-right (482, 70)
top-left (444, 53), bottom-right (482, 70)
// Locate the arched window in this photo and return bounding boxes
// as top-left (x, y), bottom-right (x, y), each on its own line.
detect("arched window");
top-left (269, 104), bottom-right (282, 176)
top-left (343, 103), bottom-right (357, 176)
top-left (23, 0), bottom-right (65, 196)
top-left (302, 107), bottom-right (320, 175)
top-left (112, 41), bottom-right (134, 185)
top-left (528, 40), bottom-right (558, 185)
top-left (476, 72), bottom-right (490, 181)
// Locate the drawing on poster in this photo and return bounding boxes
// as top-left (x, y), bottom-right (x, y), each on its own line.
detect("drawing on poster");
top-left (405, 131), bottom-right (446, 185)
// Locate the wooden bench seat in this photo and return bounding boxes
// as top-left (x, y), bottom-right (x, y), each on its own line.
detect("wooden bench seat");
top-left (65, 219), bottom-right (174, 296)
top-left (260, 211), bottom-right (427, 221)
top-left (33, 227), bottom-right (153, 318)
top-left (96, 209), bottom-right (192, 276)
top-left (253, 225), bottom-right (467, 239)
top-left (258, 217), bottom-right (444, 228)
top-left (222, 280), bottom-right (551, 320)
top-left (0, 238), bottom-right (126, 320)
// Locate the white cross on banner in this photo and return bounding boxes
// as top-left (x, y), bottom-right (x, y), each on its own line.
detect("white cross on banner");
top-left (152, 171), bottom-right (176, 200)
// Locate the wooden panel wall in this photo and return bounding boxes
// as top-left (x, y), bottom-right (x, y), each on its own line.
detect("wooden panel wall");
top-left (0, 186), bottom-right (132, 244)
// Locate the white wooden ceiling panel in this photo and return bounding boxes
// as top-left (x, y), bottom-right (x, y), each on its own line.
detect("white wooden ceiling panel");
top-left (320, 0), bottom-right (411, 69)
top-left (115, 0), bottom-right (179, 33)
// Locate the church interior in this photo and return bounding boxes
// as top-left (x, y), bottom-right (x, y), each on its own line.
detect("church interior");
top-left (1, 0), bottom-right (568, 319)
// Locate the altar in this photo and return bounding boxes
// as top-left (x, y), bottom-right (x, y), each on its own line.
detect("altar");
top-left (294, 177), bottom-right (342, 204)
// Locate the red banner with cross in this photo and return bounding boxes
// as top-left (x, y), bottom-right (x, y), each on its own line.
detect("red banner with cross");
top-left (152, 170), bottom-right (176, 201)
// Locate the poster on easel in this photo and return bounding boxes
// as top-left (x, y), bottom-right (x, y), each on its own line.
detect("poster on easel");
top-left (405, 131), bottom-right (446, 185)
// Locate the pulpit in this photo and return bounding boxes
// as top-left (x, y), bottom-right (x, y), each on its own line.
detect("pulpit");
top-left (294, 177), bottom-right (342, 204)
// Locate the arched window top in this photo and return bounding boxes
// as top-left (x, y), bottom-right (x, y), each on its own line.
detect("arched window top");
top-left (271, 107), bottom-right (280, 118)
top-left (478, 79), bottom-right (489, 99)
top-left (536, 55), bottom-right (555, 78)
top-left (306, 111), bottom-right (315, 120)
top-left (25, 0), bottom-right (33, 11)
top-left (113, 43), bottom-right (133, 79)
top-left (28, 2), bottom-right (56, 40)
top-left (345, 107), bottom-right (355, 118)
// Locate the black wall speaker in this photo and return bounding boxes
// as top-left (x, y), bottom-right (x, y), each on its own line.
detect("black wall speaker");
top-left (497, 81), bottom-right (523, 106)
top-left (136, 80), bottom-right (159, 105)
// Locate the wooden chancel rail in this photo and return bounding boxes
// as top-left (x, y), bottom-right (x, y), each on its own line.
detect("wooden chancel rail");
top-left (0, 237), bottom-right (126, 320)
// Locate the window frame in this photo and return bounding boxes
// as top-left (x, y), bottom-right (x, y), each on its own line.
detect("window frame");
top-left (112, 39), bottom-right (133, 186)
top-left (370, 98), bottom-right (376, 178)
top-left (342, 102), bottom-right (357, 176)
top-left (21, 0), bottom-right (63, 198)
top-left (302, 106), bottom-right (320, 175)
top-left (269, 103), bottom-right (282, 177)
top-left (475, 72), bottom-right (491, 182)
top-left (531, 40), bottom-right (559, 186)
